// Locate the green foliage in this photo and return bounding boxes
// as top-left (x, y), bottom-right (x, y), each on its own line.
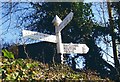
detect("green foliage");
top-left (0, 56), bottom-right (113, 81)
top-left (2, 49), bottom-right (14, 59)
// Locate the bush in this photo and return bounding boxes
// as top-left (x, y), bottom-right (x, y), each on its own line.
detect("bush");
top-left (0, 49), bottom-right (113, 81)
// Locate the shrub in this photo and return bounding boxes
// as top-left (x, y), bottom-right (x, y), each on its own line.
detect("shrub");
top-left (0, 49), bottom-right (113, 81)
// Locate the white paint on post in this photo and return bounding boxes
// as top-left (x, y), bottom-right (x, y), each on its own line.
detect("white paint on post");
top-left (55, 30), bottom-right (64, 64)
top-left (52, 15), bottom-right (64, 64)
top-left (22, 30), bottom-right (56, 43)
top-left (63, 43), bottom-right (89, 54)
top-left (52, 12), bottom-right (74, 64)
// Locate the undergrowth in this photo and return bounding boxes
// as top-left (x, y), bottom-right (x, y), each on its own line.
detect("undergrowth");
top-left (0, 49), bottom-right (113, 81)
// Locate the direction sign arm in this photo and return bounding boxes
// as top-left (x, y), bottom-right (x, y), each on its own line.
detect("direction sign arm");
top-left (22, 30), bottom-right (57, 43)
top-left (57, 12), bottom-right (74, 32)
top-left (63, 43), bottom-right (89, 54)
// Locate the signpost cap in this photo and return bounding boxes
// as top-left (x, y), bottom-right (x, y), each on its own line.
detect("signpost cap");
top-left (52, 15), bottom-right (62, 27)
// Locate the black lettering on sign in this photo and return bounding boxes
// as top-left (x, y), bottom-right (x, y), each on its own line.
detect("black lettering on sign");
top-left (63, 44), bottom-right (78, 53)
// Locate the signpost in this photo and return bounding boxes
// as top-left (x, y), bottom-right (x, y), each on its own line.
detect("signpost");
top-left (22, 12), bottom-right (89, 64)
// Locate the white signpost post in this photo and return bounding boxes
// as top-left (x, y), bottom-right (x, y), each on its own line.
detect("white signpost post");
top-left (22, 12), bottom-right (89, 64)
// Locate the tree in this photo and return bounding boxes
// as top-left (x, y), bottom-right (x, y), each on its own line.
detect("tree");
top-left (112, 2), bottom-right (120, 39)
top-left (111, 2), bottom-right (120, 80)
top-left (22, 2), bottom-right (118, 80)
top-left (1, 2), bottom-right (119, 80)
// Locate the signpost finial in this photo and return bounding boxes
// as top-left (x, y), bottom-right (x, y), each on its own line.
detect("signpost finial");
top-left (52, 15), bottom-right (62, 27)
